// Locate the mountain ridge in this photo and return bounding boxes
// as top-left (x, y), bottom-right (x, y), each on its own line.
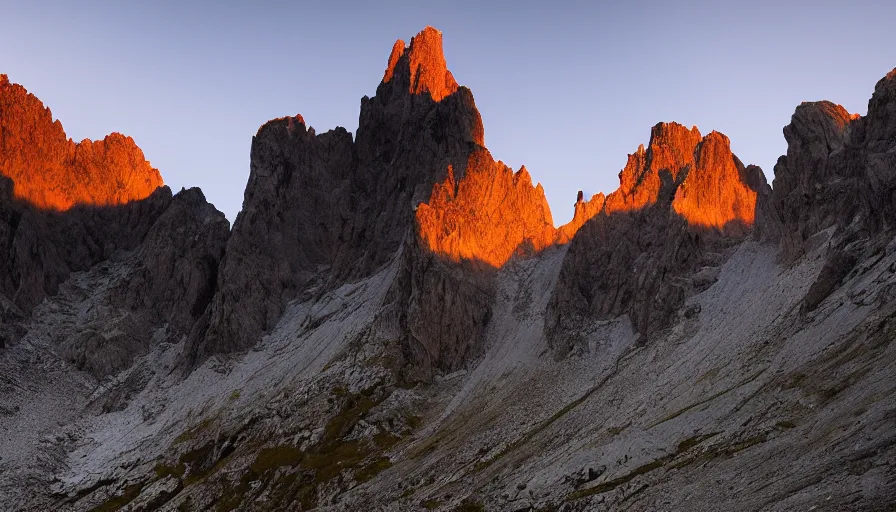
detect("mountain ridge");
top-left (0, 26), bottom-right (894, 512)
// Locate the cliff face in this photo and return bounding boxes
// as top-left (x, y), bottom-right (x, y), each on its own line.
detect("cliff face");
top-left (546, 122), bottom-right (762, 350)
top-left (772, 69), bottom-right (896, 259)
top-left (768, 69), bottom-right (896, 311)
top-left (415, 151), bottom-right (556, 268)
top-left (603, 122), bottom-right (757, 232)
top-left (0, 74), bottom-right (163, 210)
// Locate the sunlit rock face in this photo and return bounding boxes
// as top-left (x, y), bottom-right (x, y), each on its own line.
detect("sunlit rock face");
top-left (0, 74), bottom-right (229, 368)
top-left (0, 74), bottom-right (163, 210)
top-left (416, 150), bottom-right (556, 268)
top-left (556, 191), bottom-right (606, 244)
top-left (604, 122), bottom-right (757, 233)
top-left (383, 26), bottom-right (459, 103)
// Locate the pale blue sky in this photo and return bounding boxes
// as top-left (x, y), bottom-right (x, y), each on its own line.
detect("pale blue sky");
top-left (2, 0), bottom-right (893, 223)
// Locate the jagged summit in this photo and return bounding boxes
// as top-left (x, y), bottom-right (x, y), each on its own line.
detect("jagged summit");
top-left (603, 121), bottom-right (757, 231)
top-left (382, 26), bottom-right (459, 102)
top-left (415, 119), bottom-right (761, 267)
top-left (0, 75), bottom-right (163, 210)
top-left (415, 150), bottom-right (556, 267)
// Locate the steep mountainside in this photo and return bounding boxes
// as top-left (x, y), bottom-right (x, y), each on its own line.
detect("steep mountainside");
top-left (0, 27), bottom-right (894, 512)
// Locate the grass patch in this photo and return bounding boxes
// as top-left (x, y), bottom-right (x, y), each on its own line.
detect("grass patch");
top-left (87, 483), bottom-right (144, 512)
top-left (215, 389), bottom-right (402, 511)
top-left (154, 462), bottom-right (186, 480)
top-left (421, 498), bottom-right (442, 510)
top-left (356, 456), bottom-right (393, 483)
top-left (452, 497), bottom-right (486, 511)
top-left (647, 368), bottom-right (766, 429)
top-left (228, 389), bottom-right (241, 401)
top-left (568, 433), bottom-right (718, 502)
top-left (775, 420), bottom-right (796, 429)
top-left (567, 457), bottom-right (667, 501)
top-left (174, 417), bottom-right (215, 445)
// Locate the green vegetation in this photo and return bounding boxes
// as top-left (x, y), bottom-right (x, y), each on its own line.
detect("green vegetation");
top-left (356, 456), bottom-right (393, 482)
top-left (87, 483), bottom-right (144, 512)
top-left (647, 368), bottom-right (767, 429)
top-left (215, 388), bottom-right (412, 511)
top-left (452, 497), bottom-right (486, 511)
top-left (174, 416), bottom-right (215, 445)
top-left (228, 389), bottom-right (241, 401)
top-left (421, 498), bottom-right (442, 510)
top-left (154, 461), bottom-right (187, 479)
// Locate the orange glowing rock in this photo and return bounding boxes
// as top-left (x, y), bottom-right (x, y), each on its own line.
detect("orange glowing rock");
top-left (415, 150), bottom-right (556, 267)
top-left (671, 131), bottom-right (756, 229)
top-left (604, 123), bottom-right (703, 214)
top-left (604, 122), bottom-right (756, 230)
top-left (383, 26), bottom-right (459, 102)
top-left (0, 74), bottom-right (163, 210)
top-left (415, 121), bottom-right (758, 268)
top-left (556, 191), bottom-right (606, 244)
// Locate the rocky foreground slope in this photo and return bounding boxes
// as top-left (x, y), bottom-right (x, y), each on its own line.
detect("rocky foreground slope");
top-left (0, 28), bottom-right (894, 511)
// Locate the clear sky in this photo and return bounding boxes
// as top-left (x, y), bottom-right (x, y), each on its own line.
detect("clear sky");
top-left (2, 0), bottom-right (894, 223)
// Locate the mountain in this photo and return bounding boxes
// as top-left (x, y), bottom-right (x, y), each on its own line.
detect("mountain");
top-left (0, 74), bottom-right (163, 211)
top-left (0, 27), bottom-right (894, 512)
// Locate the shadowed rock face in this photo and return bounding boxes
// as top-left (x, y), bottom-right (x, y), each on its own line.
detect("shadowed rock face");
top-left (768, 68), bottom-right (896, 310)
top-left (113, 187), bottom-right (230, 335)
top-left (0, 176), bottom-right (173, 313)
top-left (772, 69), bottom-right (896, 259)
top-left (0, 75), bottom-right (230, 376)
top-left (0, 74), bottom-right (163, 210)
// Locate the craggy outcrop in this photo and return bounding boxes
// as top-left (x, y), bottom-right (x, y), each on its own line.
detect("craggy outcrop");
top-left (546, 123), bottom-right (761, 351)
top-left (556, 191), bottom-right (606, 243)
top-left (113, 188), bottom-right (230, 335)
top-left (383, 27), bottom-right (459, 102)
top-left (186, 27), bottom-right (484, 366)
top-left (0, 74), bottom-right (163, 210)
top-left (772, 69), bottom-right (896, 259)
top-left (416, 150), bottom-right (556, 268)
top-left (188, 119), bottom-right (355, 363)
top-left (604, 122), bottom-right (757, 233)
top-left (0, 177), bottom-right (173, 313)
top-left (769, 68), bottom-right (896, 309)
top-left (381, 234), bottom-right (495, 379)
top-left (0, 75), bottom-right (230, 380)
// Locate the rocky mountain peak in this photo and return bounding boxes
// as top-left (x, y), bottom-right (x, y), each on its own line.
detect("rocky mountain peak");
top-left (0, 76), bottom-right (163, 211)
top-left (382, 26), bottom-right (458, 102)
top-left (602, 121), bottom-right (756, 232)
top-left (415, 150), bottom-right (556, 267)
top-left (671, 130), bottom-right (756, 232)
